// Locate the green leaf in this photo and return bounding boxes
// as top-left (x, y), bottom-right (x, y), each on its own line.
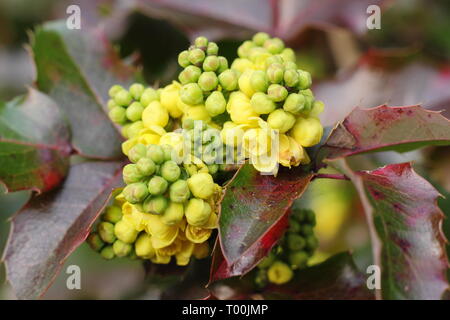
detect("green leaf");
top-left (331, 159), bottom-right (449, 299)
top-left (212, 164), bottom-right (312, 282)
top-left (31, 20), bottom-right (136, 159)
top-left (0, 88), bottom-right (71, 193)
top-left (2, 161), bottom-right (124, 299)
top-left (318, 105), bottom-right (450, 164)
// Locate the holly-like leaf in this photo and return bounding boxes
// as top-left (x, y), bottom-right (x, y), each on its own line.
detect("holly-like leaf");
top-left (2, 161), bottom-right (124, 300)
top-left (0, 88), bottom-right (71, 193)
top-left (318, 105), bottom-right (450, 164)
top-left (31, 20), bottom-right (136, 159)
top-left (331, 160), bottom-right (449, 299)
top-left (211, 164), bottom-right (312, 282)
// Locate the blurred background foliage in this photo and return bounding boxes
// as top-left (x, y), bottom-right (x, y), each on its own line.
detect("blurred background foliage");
top-left (0, 0), bottom-right (449, 299)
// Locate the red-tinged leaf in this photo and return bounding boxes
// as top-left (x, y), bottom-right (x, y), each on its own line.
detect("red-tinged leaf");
top-left (0, 88), bottom-right (71, 193)
top-left (315, 59), bottom-right (450, 126)
top-left (330, 160), bottom-right (449, 299)
top-left (318, 105), bottom-right (450, 164)
top-left (2, 161), bottom-right (124, 300)
top-left (212, 164), bottom-right (312, 282)
top-left (31, 20), bottom-right (136, 159)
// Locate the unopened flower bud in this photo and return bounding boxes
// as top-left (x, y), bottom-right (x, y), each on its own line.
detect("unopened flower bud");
top-left (306, 235), bottom-right (319, 250)
top-left (109, 106), bottom-right (127, 124)
top-left (123, 182), bottom-right (149, 204)
top-left (161, 202), bottom-right (184, 225)
top-left (87, 232), bottom-right (104, 251)
top-left (179, 65), bottom-right (202, 84)
top-left (129, 83), bottom-right (145, 100)
top-left (142, 100), bottom-right (169, 128)
top-left (98, 221), bottom-right (116, 244)
top-left (267, 84), bottom-right (288, 102)
top-left (301, 224), bottom-right (314, 236)
top-left (203, 56), bottom-right (220, 72)
top-left (266, 63), bottom-right (284, 84)
top-left (194, 36), bottom-right (209, 49)
top-left (250, 70), bottom-right (269, 92)
top-left (102, 205), bottom-right (123, 224)
top-left (298, 70), bottom-right (312, 89)
top-left (217, 56), bottom-right (229, 73)
top-left (237, 40), bottom-right (256, 58)
top-left (218, 70), bottom-right (238, 91)
top-left (281, 48), bottom-right (296, 62)
top-left (114, 219), bottom-right (138, 243)
top-left (231, 58), bottom-right (254, 74)
top-left (284, 69), bottom-right (299, 87)
top-left (290, 117), bottom-right (323, 147)
top-left (258, 252), bottom-right (276, 269)
top-left (169, 180), bottom-right (190, 203)
top-left (100, 246), bottom-right (115, 259)
top-left (188, 48), bottom-right (206, 66)
top-left (127, 121), bottom-right (144, 138)
top-left (113, 239), bottom-right (132, 257)
top-left (107, 99), bottom-right (119, 110)
top-left (108, 85), bottom-right (124, 98)
top-left (265, 55), bottom-right (284, 68)
top-left (283, 93), bottom-right (306, 114)
top-left (207, 164), bottom-right (218, 175)
top-left (126, 101), bottom-right (144, 122)
top-left (147, 176), bottom-right (168, 195)
top-left (250, 92), bottom-right (276, 114)
top-left (206, 42), bottom-right (219, 55)
top-left (252, 32), bottom-right (270, 46)
top-left (289, 251), bottom-right (309, 269)
top-left (238, 70), bottom-right (256, 98)
top-left (267, 261), bottom-right (293, 284)
top-left (147, 144), bottom-right (165, 164)
top-left (143, 195), bottom-right (168, 215)
top-left (128, 143), bottom-right (147, 163)
top-left (263, 37), bottom-right (285, 54)
top-left (114, 89), bottom-right (133, 106)
top-left (178, 50), bottom-right (190, 67)
top-left (205, 91), bottom-right (226, 117)
top-left (187, 173), bottom-right (215, 199)
top-left (140, 88), bottom-right (159, 107)
top-left (180, 83), bottom-right (204, 105)
top-left (161, 144), bottom-right (175, 161)
top-left (309, 100), bottom-right (324, 118)
top-left (198, 71), bottom-right (218, 92)
top-left (267, 109), bottom-right (296, 133)
top-left (284, 61), bottom-right (297, 70)
top-left (287, 233), bottom-right (306, 251)
top-left (161, 160), bottom-right (181, 182)
top-left (136, 157), bottom-right (156, 176)
top-left (185, 198), bottom-right (212, 227)
top-left (123, 164), bottom-right (143, 184)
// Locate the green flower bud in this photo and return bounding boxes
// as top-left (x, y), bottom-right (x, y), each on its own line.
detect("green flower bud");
top-left (129, 83), bottom-right (145, 100)
top-left (185, 198), bottom-right (211, 226)
top-left (298, 70), bottom-right (312, 89)
top-left (206, 42), bottom-right (219, 55)
top-left (289, 251), bottom-right (309, 269)
top-left (113, 239), bottom-right (132, 257)
top-left (267, 109), bottom-right (296, 133)
top-left (207, 164), bottom-right (218, 175)
top-left (250, 70), bottom-right (269, 92)
top-left (125, 101), bottom-right (144, 122)
top-left (136, 157), bottom-right (156, 176)
top-left (252, 32), bottom-right (270, 46)
top-left (305, 209), bottom-right (316, 226)
top-left (288, 219), bottom-right (301, 233)
top-left (128, 143), bottom-right (147, 163)
top-left (108, 106), bottom-right (127, 124)
top-left (263, 37), bottom-right (285, 54)
top-left (123, 182), bottom-right (149, 204)
top-left (188, 48), bottom-right (206, 66)
top-left (161, 202), bottom-right (184, 225)
top-left (161, 144), bottom-right (175, 161)
top-left (182, 118), bottom-right (195, 130)
top-left (187, 173), bottom-right (215, 199)
top-left (143, 195), bottom-right (168, 215)
top-left (102, 205), bottom-right (123, 224)
top-left (114, 219), bottom-right (138, 243)
top-left (284, 61), bottom-right (297, 70)
top-left (169, 180), bottom-right (190, 203)
top-left (281, 48), bottom-right (296, 62)
top-left (218, 70), bottom-right (238, 91)
top-left (267, 84), bottom-right (288, 102)
top-left (292, 208), bottom-right (306, 222)
top-left (305, 235), bottom-right (318, 250)
top-left (147, 176), bottom-right (169, 195)
top-left (205, 91), bottom-right (226, 116)
top-left (100, 246), bottom-right (115, 259)
top-left (161, 160), bottom-right (181, 182)
top-left (122, 164), bottom-right (143, 184)
top-left (140, 88), bottom-right (159, 107)
top-left (121, 123), bottom-right (131, 139)
top-left (265, 55), bottom-right (284, 68)
top-left (147, 145), bottom-right (165, 164)
top-left (114, 89), bottom-right (133, 106)
top-left (258, 252), bottom-right (276, 269)
top-left (87, 232), bottom-right (104, 251)
top-left (107, 99), bottom-right (119, 110)
top-left (180, 83), bottom-right (204, 105)
top-left (284, 69), bottom-right (299, 88)
top-left (198, 71), bottom-right (218, 92)
top-left (108, 85), bottom-right (124, 98)
top-left (178, 50), bottom-right (190, 68)
top-left (194, 36), bottom-right (208, 49)
top-left (287, 233), bottom-right (306, 251)
top-left (254, 268), bottom-right (269, 288)
top-left (283, 93), bottom-right (306, 114)
top-left (127, 120), bottom-right (144, 138)
top-left (250, 92), bottom-right (276, 115)
top-left (267, 261), bottom-right (293, 284)
top-left (301, 224), bottom-right (314, 236)
top-left (203, 56), bottom-right (220, 72)
top-left (237, 40), bottom-right (256, 58)
top-left (98, 221), bottom-right (116, 244)
top-left (217, 56), bottom-right (229, 73)
top-left (266, 63), bottom-right (284, 84)
top-left (179, 65), bottom-right (202, 84)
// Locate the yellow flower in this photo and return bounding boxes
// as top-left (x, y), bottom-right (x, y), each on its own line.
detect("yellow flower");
top-left (242, 128), bottom-right (272, 157)
top-left (231, 58), bottom-right (254, 74)
top-left (238, 69), bottom-right (255, 98)
top-left (185, 198), bottom-right (212, 227)
top-left (145, 214), bottom-right (179, 249)
top-left (267, 109), bottom-right (296, 133)
top-left (155, 238), bottom-right (182, 256)
top-left (151, 251), bottom-right (172, 264)
top-left (220, 121), bottom-right (248, 147)
top-left (175, 240), bottom-right (195, 266)
top-left (289, 117), bottom-right (323, 147)
top-left (227, 92), bottom-right (258, 125)
top-left (135, 233), bottom-right (156, 259)
top-left (193, 242), bottom-right (210, 259)
top-left (160, 81), bottom-right (183, 118)
top-left (142, 100), bottom-right (169, 128)
top-left (267, 261), bottom-right (293, 284)
top-left (185, 225), bottom-right (212, 243)
top-left (138, 125), bottom-right (165, 145)
top-left (159, 132), bottom-right (184, 161)
top-left (278, 134), bottom-right (304, 168)
top-left (187, 173), bottom-right (215, 199)
top-left (114, 218), bottom-right (139, 244)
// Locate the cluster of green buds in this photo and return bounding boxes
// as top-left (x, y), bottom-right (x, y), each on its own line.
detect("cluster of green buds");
top-left (254, 208), bottom-right (318, 287)
top-left (178, 36), bottom-right (239, 118)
